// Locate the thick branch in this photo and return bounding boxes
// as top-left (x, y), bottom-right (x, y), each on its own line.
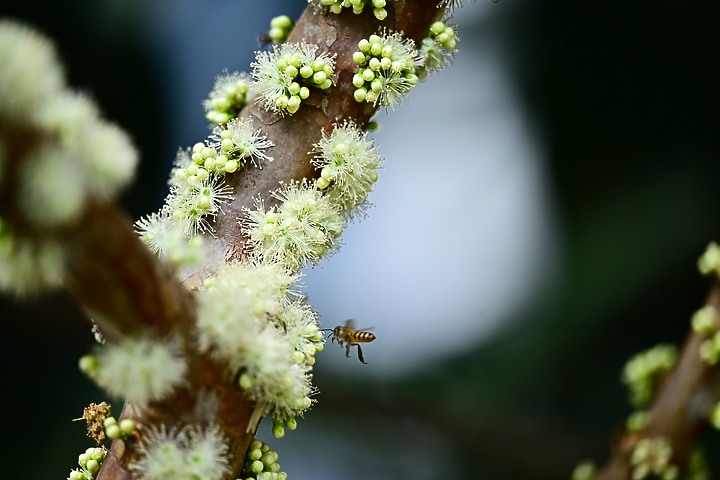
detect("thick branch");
top-left (595, 280), bottom-right (720, 479)
top-left (2, 3), bottom-right (448, 480)
top-left (79, 3), bottom-right (447, 480)
top-left (188, 1), bottom-right (445, 284)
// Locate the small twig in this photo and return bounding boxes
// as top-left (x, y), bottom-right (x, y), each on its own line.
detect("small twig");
top-left (595, 280), bottom-right (720, 479)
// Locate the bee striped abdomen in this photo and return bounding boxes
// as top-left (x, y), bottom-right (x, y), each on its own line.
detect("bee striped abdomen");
top-left (350, 331), bottom-right (376, 343)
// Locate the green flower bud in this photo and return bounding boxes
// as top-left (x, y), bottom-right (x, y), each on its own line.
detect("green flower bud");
top-left (119, 418), bottom-right (135, 436)
top-left (106, 423), bottom-right (121, 440)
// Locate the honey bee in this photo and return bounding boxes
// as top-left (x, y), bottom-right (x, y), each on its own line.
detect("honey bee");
top-left (322, 320), bottom-right (376, 364)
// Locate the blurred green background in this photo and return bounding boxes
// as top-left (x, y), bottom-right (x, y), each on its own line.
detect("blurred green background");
top-left (1, 1), bottom-right (718, 479)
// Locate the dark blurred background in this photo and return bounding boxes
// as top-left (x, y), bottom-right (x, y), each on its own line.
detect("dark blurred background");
top-left (1, 1), bottom-right (718, 479)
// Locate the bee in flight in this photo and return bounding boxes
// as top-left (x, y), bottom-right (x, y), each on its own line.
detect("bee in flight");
top-left (322, 320), bottom-right (376, 364)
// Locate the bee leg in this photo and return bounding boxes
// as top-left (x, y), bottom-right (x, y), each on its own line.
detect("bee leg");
top-left (345, 343), bottom-right (352, 358)
top-left (356, 344), bottom-right (367, 364)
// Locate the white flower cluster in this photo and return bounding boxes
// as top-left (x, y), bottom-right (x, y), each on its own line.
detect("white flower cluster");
top-left (135, 118), bottom-right (273, 262)
top-left (417, 21), bottom-right (459, 79)
top-left (0, 21), bottom-right (137, 296)
top-left (251, 42), bottom-right (335, 115)
top-left (204, 70), bottom-right (251, 124)
top-left (352, 30), bottom-right (420, 107)
top-left (79, 337), bottom-right (188, 405)
top-left (244, 122), bottom-right (381, 271)
top-left (134, 425), bottom-right (229, 480)
top-left (196, 262), bottom-right (325, 421)
top-left (309, 0), bottom-right (388, 20)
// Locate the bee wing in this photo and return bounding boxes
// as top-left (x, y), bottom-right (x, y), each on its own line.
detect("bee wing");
top-left (344, 319), bottom-right (374, 332)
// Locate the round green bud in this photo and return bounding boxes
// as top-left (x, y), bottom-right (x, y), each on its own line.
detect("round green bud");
top-left (119, 418), bottom-right (135, 436)
top-left (358, 39), bottom-right (371, 52)
top-left (330, 4), bottom-right (343, 14)
top-left (370, 78), bottom-right (383, 92)
top-left (692, 306), bottom-right (718, 336)
top-left (316, 177), bottom-right (330, 189)
top-left (313, 71), bottom-right (327, 85)
top-left (362, 68), bottom-right (375, 82)
top-left (323, 64), bottom-right (334, 77)
top-left (250, 439), bottom-right (263, 451)
top-left (196, 168), bottom-right (209, 181)
top-left (262, 452), bottom-right (277, 466)
top-left (291, 351), bottom-right (305, 364)
top-left (106, 424), bottom-right (121, 440)
top-left (284, 65), bottom-right (298, 78)
top-left (86, 460), bottom-right (99, 474)
top-left (320, 79), bottom-right (332, 90)
top-left (285, 417), bottom-right (298, 431)
top-left (78, 453), bottom-right (90, 466)
top-left (431, 21), bottom-right (446, 35)
top-left (295, 396), bottom-right (312, 411)
top-left (288, 95), bottom-right (301, 110)
top-left (368, 34), bottom-right (381, 44)
top-left (373, 0), bottom-right (386, 7)
top-left (299, 86), bottom-right (310, 99)
top-left (239, 372), bottom-right (253, 389)
top-left (365, 90), bottom-right (378, 103)
top-left (261, 443), bottom-right (270, 453)
top-left (78, 355), bottom-right (98, 374)
top-left (275, 95), bottom-right (289, 109)
top-left (306, 355), bottom-right (316, 366)
top-left (69, 470), bottom-right (87, 480)
top-left (248, 448), bottom-right (263, 461)
top-left (224, 159), bottom-right (239, 173)
top-left (272, 422), bottom-right (285, 438)
top-left (270, 15), bottom-right (293, 29)
top-left (353, 51), bottom-right (366, 65)
top-left (288, 82), bottom-right (300, 95)
top-left (368, 57), bottom-right (381, 71)
top-left (251, 460), bottom-right (264, 473)
top-left (201, 146), bottom-right (215, 159)
top-left (370, 42), bottom-right (383, 56)
top-left (381, 45), bottom-right (393, 58)
top-left (299, 65), bottom-right (314, 78)
top-left (220, 129), bottom-right (233, 139)
top-left (221, 138), bottom-right (234, 153)
top-left (354, 88), bottom-right (367, 102)
top-left (710, 403), bottom-right (720, 429)
top-left (192, 142), bottom-right (204, 153)
top-left (352, 74), bottom-right (365, 88)
top-left (103, 417), bottom-right (117, 429)
top-left (204, 157), bottom-right (216, 171)
top-left (269, 28), bottom-right (284, 42)
top-left (374, 8), bottom-right (387, 20)
top-left (211, 98), bottom-right (227, 110)
top-left (380, 57), bottom-right (392, 70)
top-left (278, 472), bottom-right (288, 480)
